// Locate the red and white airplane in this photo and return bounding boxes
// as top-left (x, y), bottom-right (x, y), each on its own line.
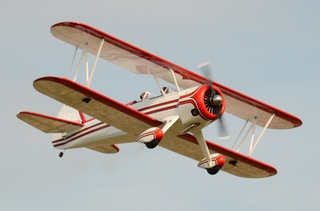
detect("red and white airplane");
top-left (17, 22), bottom-right (302, 178)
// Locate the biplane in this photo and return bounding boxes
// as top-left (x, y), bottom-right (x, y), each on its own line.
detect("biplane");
top-left (17, 22), bottom-right (302, 178)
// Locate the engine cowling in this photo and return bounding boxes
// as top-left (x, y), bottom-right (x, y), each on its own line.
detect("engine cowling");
top-left (178, 85), bottom-right (226, 124)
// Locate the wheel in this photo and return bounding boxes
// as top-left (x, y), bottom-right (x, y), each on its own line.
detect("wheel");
top-left (206, 166), bottom-right (221, 175)
top-left (59, 152), bottom-right (64, 158)
top-left (145, 139), bottom-right (160, 149)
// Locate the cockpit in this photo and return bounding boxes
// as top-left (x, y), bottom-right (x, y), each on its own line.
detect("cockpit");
top-left (140, 87), bottom-right (170, 101)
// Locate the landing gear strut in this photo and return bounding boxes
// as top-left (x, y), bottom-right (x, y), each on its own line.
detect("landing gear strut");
top-left (194, 131), bottom-right (225, 175)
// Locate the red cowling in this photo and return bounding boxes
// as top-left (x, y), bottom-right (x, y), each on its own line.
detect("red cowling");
top-left (191, 85), bottom-right (226, 121)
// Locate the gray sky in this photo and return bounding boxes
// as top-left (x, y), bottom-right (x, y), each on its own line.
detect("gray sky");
top-left (1, 0), bottom-right (319, 210)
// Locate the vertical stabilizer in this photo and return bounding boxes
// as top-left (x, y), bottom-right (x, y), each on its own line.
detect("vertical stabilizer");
top-left (57, 104), bottom-right (84, 123)
top-left (52, 105), bottom-right (85, 142)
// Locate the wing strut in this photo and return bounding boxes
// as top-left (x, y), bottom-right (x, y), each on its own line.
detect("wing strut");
top-left (72, 46), bottom-right (84, 81)
top-left (169, 67), bottom-right (181, 93)
top-left (153, 75), bottom-right (166, 96)
top-left (232, 114), bottom-right (275, 156)
top-left (68, 46), bottom-right (79, 78)
top-left (87, 39), bottom-right (104, 87)
top-left (152, 67), bottom-right (181, 95)
top-left (67, 39), bottom-right (105, 87)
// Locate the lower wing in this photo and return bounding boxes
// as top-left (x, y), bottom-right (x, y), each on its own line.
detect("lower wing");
top-left (160, 133), bottom-right (277, 178)
top-left (32, 76), bottom-right (276, 178)
top-left (33, 76), bottom-right (162, 136)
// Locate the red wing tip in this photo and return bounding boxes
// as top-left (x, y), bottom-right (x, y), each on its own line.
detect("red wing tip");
top-left (34, 75), bottom-right (62, 81)
top-left (111, 144), bottom-right (120, 153)
top-left (294, 118), bottom-right (303, 128)
top-left (51, 21), bottom-right (82, 28)
top-left (18, 111), bottom-right (33, 115)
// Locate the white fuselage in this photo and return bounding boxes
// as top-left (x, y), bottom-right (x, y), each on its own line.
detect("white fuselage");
top-left (52, 85), bottom-right (214, 150)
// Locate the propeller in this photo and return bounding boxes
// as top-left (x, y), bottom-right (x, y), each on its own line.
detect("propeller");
top-left (198, 62), bottom-right (229, 139)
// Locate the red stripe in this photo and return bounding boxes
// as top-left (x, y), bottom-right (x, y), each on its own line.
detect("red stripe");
top-left (144, 105), bottom-right (177, 115)
top-left (138, 99), bottom-right (178, 112)
top-left (54, 124), bottom-right (110, 147)
top-left (137, 131), bottom-right (155, 140)
top-left (52, 121), bottom-right (104, 143)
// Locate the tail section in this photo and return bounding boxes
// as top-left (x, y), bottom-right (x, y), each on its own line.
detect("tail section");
top-left (18, 104), bottom-right (121, 154)
top-left (57, 104), bottom-right (86, 123)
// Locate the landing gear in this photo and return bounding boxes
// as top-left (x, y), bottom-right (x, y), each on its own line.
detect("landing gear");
top-left (59, 151), bottom-right (64, 158)
top-left (193, 131), bottom-right (225, 175)
top-left (206, 166), bottom-right (221, 175)
top-left (145, 139), bottom-right (160, 149)
top-left (137, 116), bottom-right (179, 149)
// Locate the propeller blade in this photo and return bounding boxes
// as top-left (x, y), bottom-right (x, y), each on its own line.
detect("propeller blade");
top-left (214, 104), bottom-right (229, 139)
top-left (198, 61), bottom-right (229, 139)
top-left (198, 62), bottom-right (213, 85)
top-left (218, 117), bottom-right (230, 140)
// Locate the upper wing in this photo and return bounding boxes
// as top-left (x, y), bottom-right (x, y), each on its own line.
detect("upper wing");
top-left (33, 76), bottom-right (162, 135)
top-left (51, 22), bottom-right (302, 129)
top-left (160, 133), bottom-right (277, 178)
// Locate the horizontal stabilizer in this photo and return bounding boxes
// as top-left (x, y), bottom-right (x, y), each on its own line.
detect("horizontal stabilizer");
top-left (87, 144), bottom-right (119, 154)
top-left (17, 111), bottom-right (83, 133)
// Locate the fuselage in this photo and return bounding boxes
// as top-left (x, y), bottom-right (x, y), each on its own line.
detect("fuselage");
top-left (52, 84), bottom-right (225, 150)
